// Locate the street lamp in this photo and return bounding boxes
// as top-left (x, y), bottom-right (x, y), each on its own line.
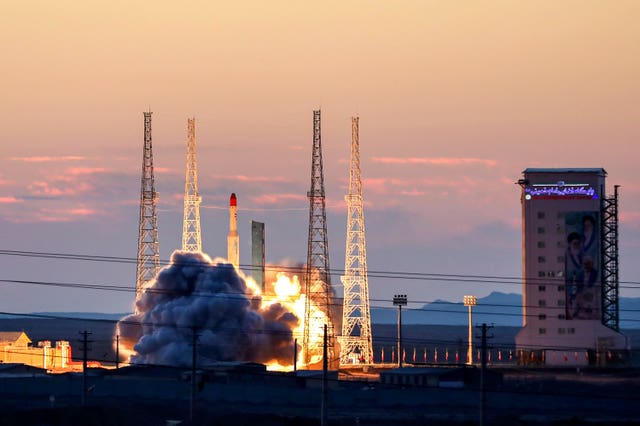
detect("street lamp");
top-left (393, 294), bottom-right (408, 367)
top-left (463, 295), bottom-right (477, 365)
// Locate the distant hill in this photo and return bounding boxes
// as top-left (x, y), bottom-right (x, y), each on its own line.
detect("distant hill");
top-left (0, 293), bottom-right (637, 328)
top-left (0, 312), bottom-right (127, 321)
top-left (371, 291), bottom-right (640, 329)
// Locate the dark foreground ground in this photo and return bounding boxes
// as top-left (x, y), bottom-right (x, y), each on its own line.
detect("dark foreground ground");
top-left (0, 319), bottom-right (639, 425)
top-left (1, 405), bottom-right (639, 426)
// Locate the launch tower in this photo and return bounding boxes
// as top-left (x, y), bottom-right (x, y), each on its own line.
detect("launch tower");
top-left (135, 111), bottom-right (160, 301)
top-left (181, 118), bottom-right (202, 252)
top-left (339, 117), bottom-right (373, 365)
top-left (303, 110), bottom-right (336, 367)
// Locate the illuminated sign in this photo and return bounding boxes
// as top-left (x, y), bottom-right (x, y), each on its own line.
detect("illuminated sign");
top-left (525, 184), bottom-right (597, 200)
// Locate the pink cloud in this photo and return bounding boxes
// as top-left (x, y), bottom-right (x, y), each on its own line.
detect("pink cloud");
top-left (250, 193), bottom-right (306, 205)
top-left (11, 156), bottom-right (85, 163)
top-left (66, 167), bottom-right (108, 175)
top-left (25, 167), bottom-right (111, 198)
top-left (4, 206), bottom-right (103, 223)
top-left (211, 174), bottom-right (291, 183)
top-left (371, 157), bottom-right (497, 167)
top-left (399, 190), bottom-right (426, 196)
top-left (28, 180), bottom-right (93, 197)
top-left (0, 196), bottom-right (23, 204)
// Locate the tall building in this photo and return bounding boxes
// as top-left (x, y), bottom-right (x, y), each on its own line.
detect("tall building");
top-left (515, 168), bottom-right (627, 365)
top-left (251, 221), bottom-right (265, 292)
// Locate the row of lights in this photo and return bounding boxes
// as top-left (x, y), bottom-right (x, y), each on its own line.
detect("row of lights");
top-left (392, 294), bottom-right (477, 367)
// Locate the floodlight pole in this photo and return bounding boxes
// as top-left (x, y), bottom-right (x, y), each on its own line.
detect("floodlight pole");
top-left (463, 295), bottom-right (478, 365)
top-left (393, 294), bottom-right (408, 367)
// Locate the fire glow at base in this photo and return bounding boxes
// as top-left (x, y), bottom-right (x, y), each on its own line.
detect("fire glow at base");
top-left (116, 251), bottom-right (329, 371)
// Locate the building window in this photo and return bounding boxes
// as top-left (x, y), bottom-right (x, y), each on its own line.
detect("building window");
top-left (558, 328), bottom-right (566, 334)
top-left (568, 328), bottom-right (575, 334)
top-left (538, 328), bottom-right (546, 334)
top-left (557, 271), bottom-right (564, 278)
top-left (558, 285), bottom-right (565, 292)
top-left (537, 212), bottom-right (545, 219)
top-left (557, 241), bottom-right (564, 248)
top-left (557, 256), bottom-right (565, 263)
top-left (537, 241), bottom-right (546, 248)
top-left (538, 256), bottom-right (546, 263)
top-left (556, 225), bottom-right (564, 233)
top-left (558, 314), bottom-right (566, 320)
top-left (537, 227), bottom-right (546, 234)
top-left (538, 299), bottom-right (546, 307)
top-left (547, 271), bottom-right (556, 277)
top-left (538, 271), bottom-right (546, 277)
top-left (538, 314), bottom-right (546, 320)
top-left (538, 285), bottom-right (546, 292)
top-left (558, 299), bottom-right (565, 306)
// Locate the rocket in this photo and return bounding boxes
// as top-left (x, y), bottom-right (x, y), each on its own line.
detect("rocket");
top-left (227, 193), bottom-right (239, 270)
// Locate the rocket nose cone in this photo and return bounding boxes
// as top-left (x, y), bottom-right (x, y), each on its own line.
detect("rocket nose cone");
top-left (230, 193), bottom-right (237, 206)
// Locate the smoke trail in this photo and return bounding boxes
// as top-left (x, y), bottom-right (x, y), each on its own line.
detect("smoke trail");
top-left (117, 251), bottom-right (298, 367)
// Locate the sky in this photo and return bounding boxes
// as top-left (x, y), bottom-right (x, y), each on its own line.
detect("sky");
top-left (1, 1), bottom-right (639, 314)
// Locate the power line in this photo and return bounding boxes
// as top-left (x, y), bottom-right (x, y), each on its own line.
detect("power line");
top-left (2, 248), bottom-right (639, 287)
top-left (1, 278), bottom-right (639, 317)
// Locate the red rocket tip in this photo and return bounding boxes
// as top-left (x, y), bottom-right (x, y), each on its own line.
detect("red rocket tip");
top-left (230, 193), bottom-right (237, 206)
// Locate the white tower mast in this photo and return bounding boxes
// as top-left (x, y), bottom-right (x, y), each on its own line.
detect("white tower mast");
top-left (339, 117), bottom-right (373, 365)
top-left (181, 118), bottom-right (202, 252)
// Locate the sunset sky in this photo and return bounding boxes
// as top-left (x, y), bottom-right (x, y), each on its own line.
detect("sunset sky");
top-left (1, 1), bottom-right (639, 314)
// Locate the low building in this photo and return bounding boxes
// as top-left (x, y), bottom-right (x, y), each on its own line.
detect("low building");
top-left (380, 366), bottom-right (502, 389)
top-left (0, 331), bottom-right (74, 371)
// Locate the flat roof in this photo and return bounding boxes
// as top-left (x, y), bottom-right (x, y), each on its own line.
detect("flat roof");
top-left (523, 168), bottom-right (606, 175)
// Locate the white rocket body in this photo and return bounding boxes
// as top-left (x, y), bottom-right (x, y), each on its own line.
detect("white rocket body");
top-left (227, 193), bottom-right (239, 269)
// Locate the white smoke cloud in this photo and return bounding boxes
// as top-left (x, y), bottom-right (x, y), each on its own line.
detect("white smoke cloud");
top-left (117, 251), bottom-right (298, 367)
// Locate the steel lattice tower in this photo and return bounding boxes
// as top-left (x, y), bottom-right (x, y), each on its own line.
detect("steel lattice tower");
top-left (602, 185), bottom-right (620, 331)
top-left (339, 117), bottom-right (373, 365)
top-left (182, 118), bottom-right (202, 252)
top-left (303, 109), bottom-right (335, 367)
top-left (136, 111), bottom-right (160, 302)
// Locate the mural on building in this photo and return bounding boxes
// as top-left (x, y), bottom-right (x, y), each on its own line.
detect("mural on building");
top-left (564, 211), bottom-right (601, 320)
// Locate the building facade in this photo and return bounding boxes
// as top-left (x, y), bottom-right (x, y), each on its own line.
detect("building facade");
top-left (515, 168), bottom-right (627, 365)
top-left (0, 331), bottom-right (87, 371)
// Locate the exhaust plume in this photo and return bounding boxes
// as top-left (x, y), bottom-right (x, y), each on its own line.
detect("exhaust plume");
top-left (117, 251), bottom-right (299, 367)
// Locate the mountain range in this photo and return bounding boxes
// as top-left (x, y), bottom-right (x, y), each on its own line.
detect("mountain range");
top-left (4, 292), bottom-right (638, 329)
top-left (371, 291), bottom-right (640, 329)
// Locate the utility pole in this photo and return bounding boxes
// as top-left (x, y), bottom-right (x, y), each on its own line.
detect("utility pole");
top-left (321, 324), bottom-right (328, 426)
top-left (115, 334), bottom-right (120, 369)
top-left (294, 338), bottom-right (298, 372)
top-left (190, 327), bottom-right (199, 423)
top-left (78, 330), bottom-right (92, 406)
top-left (393, 295), bottom-right (407, 368)
top-left (476, 323), bottom-right (493, 426)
